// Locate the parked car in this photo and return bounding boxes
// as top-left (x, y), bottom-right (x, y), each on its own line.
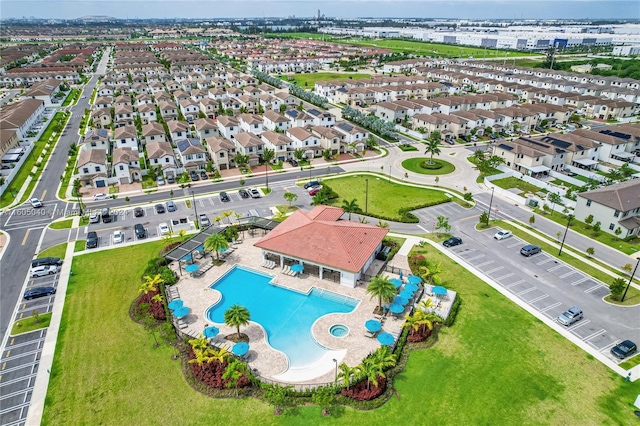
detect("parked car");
top-left (166, 201), bottom-right (176, 212)
top-left (610, 340), bottom-right (637, 360)
top-left (31, 257), bottom-right (62, 268)
top-left (239, 189), bottom-right (250, 199)
top-left (443, 237), bottom-right (463, 248)
top-left (89, 212), bottom-right (100, 223)
top-left (200, 171), bottom-right (208, 180)
top-left (520, 244), bottom-right (542, 257)
top-left (446, 139), bottom-right (455, 145)
top-left (134, 207), bottom-right (144, 217)
top-left (220, 192), bottom-right (230, 202)
top-left (113, 230), bottom-right (124, 244)
top-left (29, 198), bottom-right (43, 208)
top-left (159, 222), bottom-right (170, 236)
top-left (157, 177), bottom-right (165, 186)
top-left (86, 231), bottom-right (98, 249)
top-left (199, 214), bottom-right (211, 227)
top-left (30, 265), bottom-right (59, 277)
top-left (189, 171), bottom-right (199, 181)
top-left (134, 224), bottom-right (146, 239)
top-left (167, 176), bottom-right (175, 184)
top-left (93, 193), bottom-right (109, 201)
top-left (289, 159), bottom-right (299, 167)
top-left (557, 307), bottom-right (583, 326)
top-left (304, 180), bottom-right (320, 189)
top-left (308, 187), bottom-right (322, 196)
top-left (155, 204), bottom-right (165, 214)
top-left (24, 286), bottom-right (56, 300)
top-left (248, 188), bottom-right (261, 198)
top-left (494, 230), bottom-right (513, 240)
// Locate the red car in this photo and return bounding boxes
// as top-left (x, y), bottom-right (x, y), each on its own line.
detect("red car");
top-left (309, 187), bottom-right (322, 196)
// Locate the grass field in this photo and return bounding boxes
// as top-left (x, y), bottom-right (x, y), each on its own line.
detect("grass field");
top-left (401, 158), bottom-right (455, 175)
top-left (49, 219), bottom-right (73, 230)
top-left (11, 312), bottom-right (52, 335)
top-left (37, 243), bottom-right (67, 260)
top-left (492, 177), bottom-right (545, 195)
top-left (42, 237), bottom-right (639, 424)
top-left (61, 88), bottom-right (79, 107)
top-left (289, 72), bottom-right (371, 87)
top-left (325, 175), bottom-right (450, 220)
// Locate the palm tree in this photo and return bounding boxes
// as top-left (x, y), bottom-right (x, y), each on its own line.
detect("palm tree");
top-left (424, 133), bottom-right (442, 165)
top-left (211, 346), bottom-right (231, 364)
top-left (224, 304), bottom-right (250, 339)
top-left (233, 153), bottom-right (249, 170)
top-left (337, 362), bottom-right (357, 390)
top-left (139, 274), bottom-right (164, 295)
top-left (222, 210), bottom-right (234, 224)
top-left (262, 148), bottom-right (275, 190)
top-left (357, 360), bottom-right (379, 391)
top-left (204, 232), bottom-right (229, 260)
top-left (365, 275), bottom-right (397, 313)
top-left (417, 298), bottom-right (434, 312)
top-left (418, 262), bottom-right (442, 285)
top-left (341, 198), bottom-right (360, 220)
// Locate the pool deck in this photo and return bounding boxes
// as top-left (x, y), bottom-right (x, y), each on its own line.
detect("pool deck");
top-left (168, 235), bottom-right (407, 386)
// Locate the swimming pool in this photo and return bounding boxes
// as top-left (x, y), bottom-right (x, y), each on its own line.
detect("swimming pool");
top-left (206, 266), bottom-right (359, 368)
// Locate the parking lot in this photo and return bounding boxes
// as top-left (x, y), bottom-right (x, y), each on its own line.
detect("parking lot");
top-left (445, 228), bottom-right (638, 364)
top-left (0, 269), bottom-right (60, 425)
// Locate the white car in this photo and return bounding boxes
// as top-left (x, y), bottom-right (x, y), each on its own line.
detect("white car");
top-left (89, 212), bottom-right (100, 224)
top-left (93, 193), bottom-right (109, 201)
top-left (494, 230), bottom-right (513, 240)
top-left (31, 265), bottom-right (58, 277)
top-left (113, 230), bottom-right (124, 244)
top-left (159, 222), bottom-right (170, 236)
top-left (30, 198), bottom-right (43, 208)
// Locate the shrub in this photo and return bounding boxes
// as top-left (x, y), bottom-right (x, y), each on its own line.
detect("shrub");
top-left (188, 348), bottom-right (251, 390)
top-left (341, 376), bottom-right (386, 401)
top-left (135, 289), bottom-right (166, 321)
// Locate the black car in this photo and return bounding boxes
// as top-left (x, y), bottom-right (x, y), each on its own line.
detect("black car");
top-left (239, 189), bottom-right (250, 199)
top-left (443, 237), bottom-right (463, 248)
top-left (24, 286), bottom-right (56, 300)
top-left (86, 231), bottom-right (98, 249)
top-left (134, 207), bottom-right (144, 217)
top-left (200, 171), bottom-right (208, 180)
top-left (611, 340), bottom-right (637, 360)
top-left (31, 257), bottom-right (63, 268)
top-left (289, 159), bottom-right (299, 167)
top-left (135, 224), bottom-right (146, 239)
top-left (155, 204), bottom-right (165, 214)
top-left (220, 192), bottom-right (230, 202)
top-left (190, 171), bottom-right (199, 181)
top-left (304, 180), bottom-right (320, 189)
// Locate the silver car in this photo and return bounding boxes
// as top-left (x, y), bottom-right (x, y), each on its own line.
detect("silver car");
top-left (558, 307), bottom-right (583, 326)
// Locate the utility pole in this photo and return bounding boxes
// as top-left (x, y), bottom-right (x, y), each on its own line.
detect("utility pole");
top-left (621, 257), bottom-right (640, 302)
top-left (558, 215), bottom-right (573, 256)
top-left (192, 191), bottom-right (199, 228)
top-left (486, 186), bottom-right (495, 223)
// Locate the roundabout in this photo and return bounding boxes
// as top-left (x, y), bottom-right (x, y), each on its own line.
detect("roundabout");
top-left (401, 158), bottom-right (456, 175)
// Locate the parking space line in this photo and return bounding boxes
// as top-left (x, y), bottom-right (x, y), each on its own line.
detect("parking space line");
top-left (506, 242), bottom-right (521, 248)
top-left (583, 329), bottom-right (606, 341)
top-left (505, 280), bottom-right (525, 289)
top-left (475, 260), bottom-right (494, 268)
top-left (516, 287), bottom-right (536, 296)
top-left (567, 320), bottom-right (591, 331)
top-left (539, 302), bottom-right (561, 312)
top-left (585, 284), bottom-right (605, 293)
top-left (494, 272), bottom-right (514, 281)
top-left (465, 254), bottom-right (484, 262)
top-left (599, 340), bottom-right (621, 352)
top-left (0, 372), bottom-right (37, 387)
top-left (536, 258), bottom-right (553, 266)
top-left (571, 277), bottom-right (588, 286)
top-left (547, 264), bottom-right (564, 272)
top-left (559, 271), bottom-right (578, 279)
top-left (528, 294), bottom-right (548, 304)
top-left (484, 266), bottom-right (503, 275)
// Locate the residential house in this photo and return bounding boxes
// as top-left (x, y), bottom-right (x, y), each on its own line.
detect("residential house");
top-left (263, 110), bottom-right (291, 132)
top-left (375, 101), bottom-right (408, 123)
top-left (91, 108), bottom-right (112, 129)
top-left (286, 127), bottom-right (321, 158)
top-left (114, 104), bottom-right (135, 127)
top-left (275, 92), bottom-right (297, 108)
top-left (285, 110), bottom-right (315, 128)
top-left (147, 141), bottom-right (178, 178)
top-left (199, 98), bottom-right (218, 119)
top-left (233, 132), bottom-right (264, 165)
top-left (261, 131), bottom-right (292, 163)
top-left (137, 103), bottom-right (157, 124)
top-left (585, 98), bottom-right (639, 121)
top-left (333, 122), bottom-right (368, 150)
top-left (176, 138), bottom-right (207, 171)
top-left (238, 114), bottom-right (264, 135)
top-left (22, 78), bottom-right (64, 106)
top-left (193, 118), bottom-right (219, 140)
top-left (307, 108), bottom-right (336, 127)
top-left (179, 99), bottom-right (200, 123)
top-left (158, 100), bottom-right (178, 121)
top-left (141, 122), bottom-right (167, 145)
top-left (76, 147), bottom-right (108, 188)
top-left (83, 128), bottom-right (111, 153)
top-left (0, 98), bottom-right (45, 140)
top-left (574, 127), bottom-right (640, 162)
top-left (112, 147), bottom-right (141, 184)
top-left (167, 120), bottom-right (191, 143)
top-left (94, 96), bottom-right (113, 109)
top-left (216, 116), bottom-right (240, 140)
top-left (310, 125), bottom-right (344, 155)
top-left (204, 137), bottom-right (236, 170)
top-left (113, 125), bottom-right (139, 151)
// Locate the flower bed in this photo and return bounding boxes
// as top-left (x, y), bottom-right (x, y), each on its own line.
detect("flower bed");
top-left (188, 349), bottom-right (251, 390)
top-left (341, 376), bottom-right (386, 401)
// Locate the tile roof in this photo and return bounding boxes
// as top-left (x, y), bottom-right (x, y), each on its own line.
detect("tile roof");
top-left (254, 206), bottom-right (388, 273)
top-left (77, 148), bottom-right (107, 167)
top-left (578, 179), bottom-right (640, 212)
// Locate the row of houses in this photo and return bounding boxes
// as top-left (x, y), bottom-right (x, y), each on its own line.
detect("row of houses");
top-left (0, 98), bottom-right (45, 160)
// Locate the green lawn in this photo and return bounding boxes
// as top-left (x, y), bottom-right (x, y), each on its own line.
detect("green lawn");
top-left (11, 313), bottom-right (52, 335)
top-left (401, 158), bottom-right (455, 175)
top-left (37, 243), bottom-right (67, 260)
top-left (57, 148), bottom-right (79, 199)
top-left (0, 112), bottom-right (67, 208)
top-left (61, 88), bottom-right (79, 107)
top-left (42, 238), bottom-right (640, 424)
top-left (466, 156), bottom-right (502, 183)
top-left (276, 204), bottom-right (298, 214)
top-left (492, 177), bottom-right (544, 195)
top-left (74, 240), bottom-right (86, 252)
top-left (397, 144), bottom-right (418, 152)
top-left (534, 209), bottom-right (640, 256)
top-left (325, 174), bottom-right (450, 220)
top-left (49, 219), bottom-right (73, 230)
top-left (290, 72), bottom-right (371, 87)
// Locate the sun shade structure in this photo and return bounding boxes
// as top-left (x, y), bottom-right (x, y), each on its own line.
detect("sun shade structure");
top-left (232, 342), bottom-right (249, 356)
top-left (185, 264), bottom-right (199, 273)
top-left (377, 332), bottom-right (394, 346)
top-left (203, 326), bottom-right (219, 339)
top-left (432, 286), bottom-right (448, 296)
top-left (405, 283), bottom-right (419, 292)
top-left (290, 263), bottom-right (304, 273)
top-left (388, 304), bottom-right (404, 314)
top-left (168, 299), bottom-right (183, 310)
top-left (365, 319), bottom-right (382, 333)
top-left (390, 278), bottom-right (403, 288)
top-left (173, 306), bottom-right (190, 319)
top-left (408, 275), bottom-right (422, 284)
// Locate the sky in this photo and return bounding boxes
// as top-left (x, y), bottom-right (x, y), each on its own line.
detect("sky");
top-left (1, 1), bottom-right (639, 20)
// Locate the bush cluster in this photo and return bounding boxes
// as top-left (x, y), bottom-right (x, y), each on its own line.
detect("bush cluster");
top-left (341, 376), bottom-right (386, 401)
top-left (188, 349), bottom-right (251, 390)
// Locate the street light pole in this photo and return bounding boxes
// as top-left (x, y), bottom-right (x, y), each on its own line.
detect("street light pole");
top-left (558, 215), bottom-right (573, 256)
top-left (486, 186), bottom-right (495, 223)
top-left (332, 358), bottom-right (338, 383)
top-left (621, 257), bottom-right (640, 302)
top-left (192, 191), bottom-right (199, 228)
top-left (388, 165), bottom-right (391, 182)
top-left (365, 178), bottom-right (369, 214)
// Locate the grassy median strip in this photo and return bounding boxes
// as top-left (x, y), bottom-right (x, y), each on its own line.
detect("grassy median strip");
top-left (11, 313), bottom-right (52, 335)
top-left (49, 219), bottom-right (73, 230)
top-left (37, 243), bottom-right (67, 259)
top-left (42, 238), bottom-right (638, 424)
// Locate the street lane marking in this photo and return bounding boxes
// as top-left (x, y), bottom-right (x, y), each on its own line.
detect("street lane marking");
top-left (548, 264), bottom-right (564, 272)
top-left (540, 302), bottom-right (561, 312)
top-left (600, 340), bottom-right (621, 351)
top-left (465, 254), bottom-right (484, 262)
top-left (567, 320), bottom-right (591, 331)
top-left (40, 189), bottom-right (47, 199)
top-left (5, 350), bottom-right (10, 358)
top-left (536, 258), bottom-right (553, 265)
top-left (21, 229), bottom-right (31, 245)
top-left (507, 242), bottom-right (521, 248)
top-left (475, 260), bottom-right (494, 268)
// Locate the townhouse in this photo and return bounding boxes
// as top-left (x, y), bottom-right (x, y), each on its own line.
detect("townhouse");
top-left (204, 137), bottom-right (236, 170)
top-left (76, 148), bottom-right (108, 188)
top-left (260, 131), bottom-right (292, 163)
top-left (147, 141), bottom-right (178, 179)
top-left (233, 132), bottom-right (264, 165)
top-left (112, 147), bottom-right (141, 184)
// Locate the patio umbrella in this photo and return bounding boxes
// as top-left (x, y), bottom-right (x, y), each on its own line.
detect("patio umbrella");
top-left (377, 332), bottom-right (395, 346)
top-left (399, 289), bottom-right (414, 300)
top-left (185, 264), bottom-right (200, 273)
top-left (203, 326), bottom-right (220, 339)
top-left (168, 299), bottom-right (183, 310)
top-left (393, 296), bottom-right (409, 306)
top-left (173, 306), bottom-right (190, 319)
top-left (390, 278), bottom-right (402, 288)
top-left (181, 254), bottom-right (192, 262)
top-left (432, 286), bottom-right (448, 296)
top-left (232, 342), bottom-right (249, 356)
top-left (404, 283), bottom-right (419, 293)
top-left (388, 303), bottom-right (404, 314)
top-left (408, 275), bottom-right (422, 284)
top-left (290, 264), bottom-right (304, 273)
top-left (365, 319), bottom-right (382, 333)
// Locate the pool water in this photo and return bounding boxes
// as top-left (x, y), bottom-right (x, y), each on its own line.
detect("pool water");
top-left (329, 324), bottom-right (349, 338)
top-left (207, 266), bottom-right (358, 368)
